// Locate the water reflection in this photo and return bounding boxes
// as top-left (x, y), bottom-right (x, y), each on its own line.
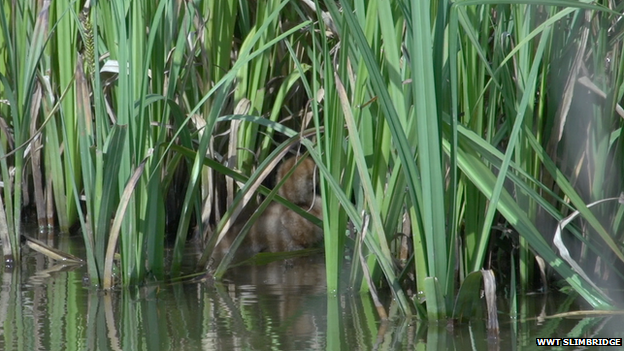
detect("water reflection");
top-left (1, 232), bottom-right (623, 350)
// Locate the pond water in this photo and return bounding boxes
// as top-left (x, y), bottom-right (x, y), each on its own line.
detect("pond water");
top-left (1, 230), bottom-right (623, 350)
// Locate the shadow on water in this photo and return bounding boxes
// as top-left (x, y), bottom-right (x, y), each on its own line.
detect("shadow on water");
top-left (2, 228), bottom-right (624, 350)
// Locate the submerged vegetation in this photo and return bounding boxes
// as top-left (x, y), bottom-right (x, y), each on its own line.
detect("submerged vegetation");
top-left (0, 0), bottom-right (623, 321)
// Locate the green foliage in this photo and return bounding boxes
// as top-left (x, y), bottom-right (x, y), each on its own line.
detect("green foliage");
top-left (0, 0), bottom-right (622, 319)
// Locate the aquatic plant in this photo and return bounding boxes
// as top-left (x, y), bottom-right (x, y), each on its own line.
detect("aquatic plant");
top-left (0, 0), bottom-right (622, 320)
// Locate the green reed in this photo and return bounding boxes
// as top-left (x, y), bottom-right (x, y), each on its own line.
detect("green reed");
top-left (308, 0), bottom-right (624, 317)
top-left (0, 0), bottom-right (623, 319)
top-left (0, 0), bottom-right (50, 262)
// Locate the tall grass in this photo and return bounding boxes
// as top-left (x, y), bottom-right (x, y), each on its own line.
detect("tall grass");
top-left (0, 0), bottom-right (623, 318)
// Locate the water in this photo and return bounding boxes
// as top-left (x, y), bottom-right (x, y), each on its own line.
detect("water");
top-left (1, 231), bottom-right (623, 350)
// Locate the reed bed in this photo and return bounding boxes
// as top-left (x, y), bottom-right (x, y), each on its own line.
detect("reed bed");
top-left (0, 0), bottom-right (623, 320)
